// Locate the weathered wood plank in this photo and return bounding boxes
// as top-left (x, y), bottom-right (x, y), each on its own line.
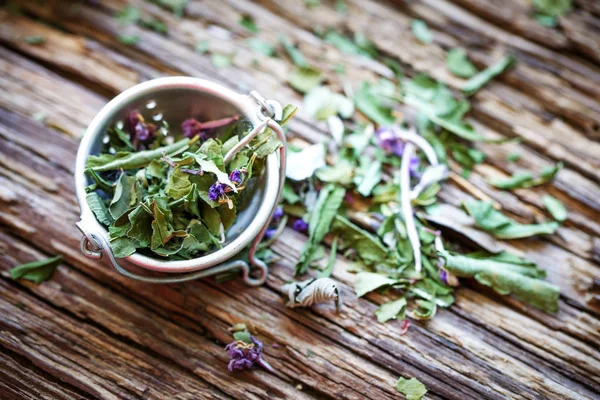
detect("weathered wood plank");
top-left (1, 0), bottom-right (600, 398)
top-left (0, 349), bottom-right (88, 400)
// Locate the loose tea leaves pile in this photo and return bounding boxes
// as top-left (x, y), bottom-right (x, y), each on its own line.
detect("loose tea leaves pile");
top-left (84, 106), bottom-right (296, 259)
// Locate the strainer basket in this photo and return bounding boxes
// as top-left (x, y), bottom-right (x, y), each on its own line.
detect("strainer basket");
top-left (75, 77), bottom-right (286, 286)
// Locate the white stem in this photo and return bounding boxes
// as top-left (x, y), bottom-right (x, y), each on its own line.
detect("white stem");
top-left (400, 143), bottom-right (422, 273)
top-left (395, 127), bottom-right (438, 166)
top-left (224, 118), bottom-right (270, 165)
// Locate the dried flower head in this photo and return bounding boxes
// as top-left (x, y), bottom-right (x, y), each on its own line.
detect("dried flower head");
top-left (229, 169), bottom-right (243, 185)
top-left (225, 336), bottom-right (274, 373)
top-left (293, 219), bottom-right (309, 233)
top-left (208, 182), bottom-right (226, 201)
top-left (127, 110), bottom-right (156, 142)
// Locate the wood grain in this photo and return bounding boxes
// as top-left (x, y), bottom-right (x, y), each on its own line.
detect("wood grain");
top-left (0, 0), bottom-right (599, 398)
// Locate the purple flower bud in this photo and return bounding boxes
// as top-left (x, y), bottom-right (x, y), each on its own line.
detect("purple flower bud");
top-left (440, 269), bottom-right (460, 287)
top-left (181, 118), bottom-right (208, 140)
top-left (264, 228), bottom-right (278, 239)
top-left (127, 110), bottom-right (156, 142)
top-left (272, 206), bottom-right (284, 220)
top-left (208, 182), bottom-right (225, 201)
top-left (229, 169), bottom-right (243, 185)
top-left (224, 336), bottom-right (274, 373)
top-left (375, 127), bottom-right (405, 157)
top-left (293, 219), bottom-right (309, 233)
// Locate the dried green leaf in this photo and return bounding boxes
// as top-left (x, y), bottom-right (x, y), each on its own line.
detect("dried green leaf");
top-left (533, 0), bottom-right (571, 17)
top-left (543, 195), bottom-right (567, 222)
top-left (355, 82), bottom-right (395, 126)
top-left (296, 184), bottom-right (346, 274)
top-left (288, 66), bottom-right (324, 93)
top-left (411, 19), bottom-right (432, 43)
top-left (332, 215), bottom-right (389, 265)
top-left (355, 272), bottom-right (398, 297)
top-left (318, 237), bottom-right (338, 278)
top-left (488, 162), bottom-right (562, 190)
top-left (10, 255), bottom-right (62, 284)
top-left (464, 200), bottom-right (558, 239)
top-left (447, 48), bottom-right (477, 78)
top-left (239, 14), bottom-right (258, 33)
top-left (87, 138), bottom-right (190, 171)
top-left (356, 160), bottom-right (382, 197)
top-left (316, 159), bottom-right (355, 185)
top-left (247, 38), bottom-right (275, 56)
top-left (375, 297), bottom-right (406, 323)
top-left (462, 56), bottom-right (516, 96)
top-left (109, 173), bottom-right (138, 219)
top-left (118, 34), bottom-right (140, 46)
top-left (24, 35), bottom-right (46, 45)
top-left (86, 192), bottom-right (113, 226)
top-left (396, 377), bottom-right (427, 400)
top-left (115, 6), bottom-right (140, 25)
top-left (441, 251), bottom-right (559, 312)
top-left (279, 35), bottom-right (308, 67)
top-left (211, 54), bottom-right (233, 68)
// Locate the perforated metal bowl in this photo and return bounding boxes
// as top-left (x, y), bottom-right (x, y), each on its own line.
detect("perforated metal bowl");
top-left (75, 77), bottom-right (286, 285)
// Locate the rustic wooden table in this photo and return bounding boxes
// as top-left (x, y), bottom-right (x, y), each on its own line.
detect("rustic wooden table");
top-left (1, 1), bottom-right (599, 399)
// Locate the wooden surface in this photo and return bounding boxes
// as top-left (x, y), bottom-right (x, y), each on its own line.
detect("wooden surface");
top-left (1, 0), bottom-right (599, 399)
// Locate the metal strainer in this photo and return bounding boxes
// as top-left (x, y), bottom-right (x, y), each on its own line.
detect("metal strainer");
top-left (75, 77), bottom-right (286, 286)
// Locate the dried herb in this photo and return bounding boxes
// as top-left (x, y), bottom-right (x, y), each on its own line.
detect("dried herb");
top-left (462, 55), bottom-right (516, 96)
top-left (355, 272), bottom-right (398, 297)
top-left (488, 162), bottom-right (562, 190)
top-left (239, 15), bottom-right (258, 33)
top-left (279, 35), bottom-right (308, 68)
top-left (211, 54), bottom-right (234, 68)
top-left (355, 82), bottom-right (395, 126)
top-left (375, 297), bottom-right (406, 323)
top-left (411, 19), bottom-right (432, 43)
top-left (247, 38), bottom-right (275, 56)
top-left (464, 200), bottom-right (559, 239)
top-left (447, 48), bottom-right (477, 78)
top-left (86, 107), bottom-right (295, 260)
top-left (533, 0), bottom-right (571, 26)
top-left (296, 185), bottom-right (346, 274)
top-left (288, 66), bottom-right (324, 93)
top-left (396, 377), bottom-right (427, 400)
top-left (10, 255), bottom-right (62, 284)
top-left (440, 251), bottom-right (559, 312)
top-left (118, 34), bottom-right (140, 46)
top-left (543, 195), bottom-right (567, 222)
top-left (24, 35), bottom-right (46, 45)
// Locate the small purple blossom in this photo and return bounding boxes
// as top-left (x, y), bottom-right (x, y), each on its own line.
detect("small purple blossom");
top-left (225, 336), bottom-right (274, 373)
top-left (264, 228), bottom-right (278, 239)
top-left (440, 269), bottom-right (460, 287)
top-left (127, 110), bottom-right (156, 142)
top-left (272, 206), bottom-right (284, 220)
top-left (208, 182), bottom-right (226, 201)
top-left (375, 127), bottom-right (405, 157)
top-left (229, 169), bottom-right (243, 185)
top-left (293, 219), bottom-right (309, 233)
